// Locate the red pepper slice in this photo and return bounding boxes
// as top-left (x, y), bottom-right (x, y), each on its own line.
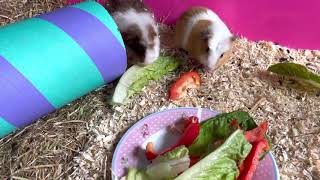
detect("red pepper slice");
top-left (245, 121), bottom-right (268, 143)
top-left (184, 116), bottom-right (198, 129)
top-left (145, 142), bottom-right (158, 160)
top-left (145, 116), bottom-right (200, 160)
top-left (237, 139), bottom-right (269, 180)
top-left (174, 117), bottom-right (200, 148)
top-left (190, 156), bottom-right (200, 167)
top-left (169, 71), bottom-right (201, 101)
top-left (158, 116), bottom-right (200, 156)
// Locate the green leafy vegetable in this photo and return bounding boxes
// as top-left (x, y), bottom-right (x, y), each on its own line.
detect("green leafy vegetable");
top-left (128, 56), bottom-right (181, 97)
top-left (155, 145), bottom-right (189, 163)
top-left (175, 130), bottom-right (252, 180)
top-left (268, 62), bottom-right (320, 89)
top-left (126, 168), bottom-right (150, 180)
top-left (188, 111), bottom-right (257, 156)
top-left (125, 146), bottom-right (190, 180)
top-left (110, 56), bottom-right (180, 104)
top-left (110, 65), bottom-right (143, 104)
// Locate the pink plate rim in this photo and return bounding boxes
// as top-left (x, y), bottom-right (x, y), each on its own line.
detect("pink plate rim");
top-left (111, 107), bottom-right (280, 180)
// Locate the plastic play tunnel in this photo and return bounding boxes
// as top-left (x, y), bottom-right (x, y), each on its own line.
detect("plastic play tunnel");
top-left (0, 1), bottom-right (127, 137)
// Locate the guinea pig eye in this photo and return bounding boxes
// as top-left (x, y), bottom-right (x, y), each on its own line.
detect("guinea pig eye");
top-left (206, 47), bottom-right (210, 53)
top-left (220, 53), bottom-right (224, 58)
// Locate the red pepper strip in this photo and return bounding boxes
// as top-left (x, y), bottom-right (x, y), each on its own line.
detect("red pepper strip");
top-left (237, 139), bottom-right (269, 180)
top-left (190, 156), bottom-right (200, 167)
top-left (145, 116), bottom-right (200, 160)
top-left (244, 121), bottom-right (268, 143)
top-left (169, 71), bottom-right (201, 101)
top-left (159, 117), bottom-right (200, 156)
top-left (145, 142), bottom-right (158, 160)
top-left (173, 117), bottom-right (200, 147)
top-left (230, 119), bottom-right (241, 129)
top-left (184, 116), bottom-right (198, 129)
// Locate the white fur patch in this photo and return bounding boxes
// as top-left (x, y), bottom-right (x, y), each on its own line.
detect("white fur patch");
top-left (182, 9), bottom-right (232, 49)
top-left (112, 8), bottom-right (160, 64)
top-left (207, 34), bottom-right (232, 68)
top-left (144, 37), bottom-right (160, 64)
top-left (182, 9), bottom-right (233, 68)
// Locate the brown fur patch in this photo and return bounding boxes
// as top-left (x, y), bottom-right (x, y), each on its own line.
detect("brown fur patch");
top-left (121, 24), bottom-right (141, 41)
top-left (174, 7), bottom-right (209, 48)
top-left (121, 24), bottom-right (146, 58)
top-left (186, 20), bottom-right (212, 63)
top-left (147, 25), bottom-right (156, 48)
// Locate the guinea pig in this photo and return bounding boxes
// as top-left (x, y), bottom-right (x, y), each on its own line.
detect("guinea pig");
top-left (106, 0), bottom-right (160, 66)
top-left (174, 7), bottom-right (235, 70)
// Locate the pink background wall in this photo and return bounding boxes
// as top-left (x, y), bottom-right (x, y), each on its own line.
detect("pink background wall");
top-left (144, 0), bottom-right (320, 50)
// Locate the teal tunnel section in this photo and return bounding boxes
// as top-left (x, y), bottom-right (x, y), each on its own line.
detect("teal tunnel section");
top-left (0, 18), bottom-right (106, 108)
top-left (0, 1), bottom-right (127, 138)
top-left (0, 117), bottom-right (16, 138)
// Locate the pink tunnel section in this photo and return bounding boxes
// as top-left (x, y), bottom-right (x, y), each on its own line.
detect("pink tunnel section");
top-left (144, 0), bottom-right (320, 50)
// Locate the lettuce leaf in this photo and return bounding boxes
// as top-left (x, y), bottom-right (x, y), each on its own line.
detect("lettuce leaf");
top-left (268, 62), bottom-right (320, 89)
top-left (110, 56), bottom-right (180, 104)
top-left (126, 168), bottom-right (150, 180)
top-left (154, 145), bottom-right (189, 163)
top-left (128, 56), bottom-right (181, 97)
top-left (110, 65), bottom-right (143, 104)
top-left (188, 111), bottom-right (257, 156)
top-left (174, 130), bottom-right (252, 180)
top-left (146, 157), bottom-right (190, 180)
top-left (125, 146), bottom-right (190, 180)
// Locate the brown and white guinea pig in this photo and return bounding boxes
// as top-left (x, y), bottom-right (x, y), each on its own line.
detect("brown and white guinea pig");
top-left (106, 0), bottom-right (160, 66)
top-left (174, 7), bottom-right (235, 70)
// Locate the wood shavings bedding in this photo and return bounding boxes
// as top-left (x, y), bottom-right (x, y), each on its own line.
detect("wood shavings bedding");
top-left (69, 28), bottom-right (320, 179)
top-left (0, 1), bottom-right (320, 180)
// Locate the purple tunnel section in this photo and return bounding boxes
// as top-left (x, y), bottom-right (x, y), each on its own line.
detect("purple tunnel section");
top-left (38, 7), bottom-right (127, 83)
top-left (0, 56), bottom-right (55, 128)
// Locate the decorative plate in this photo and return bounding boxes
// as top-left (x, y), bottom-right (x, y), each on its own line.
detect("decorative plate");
top-left (112, 107), bottom-right (280, 180)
